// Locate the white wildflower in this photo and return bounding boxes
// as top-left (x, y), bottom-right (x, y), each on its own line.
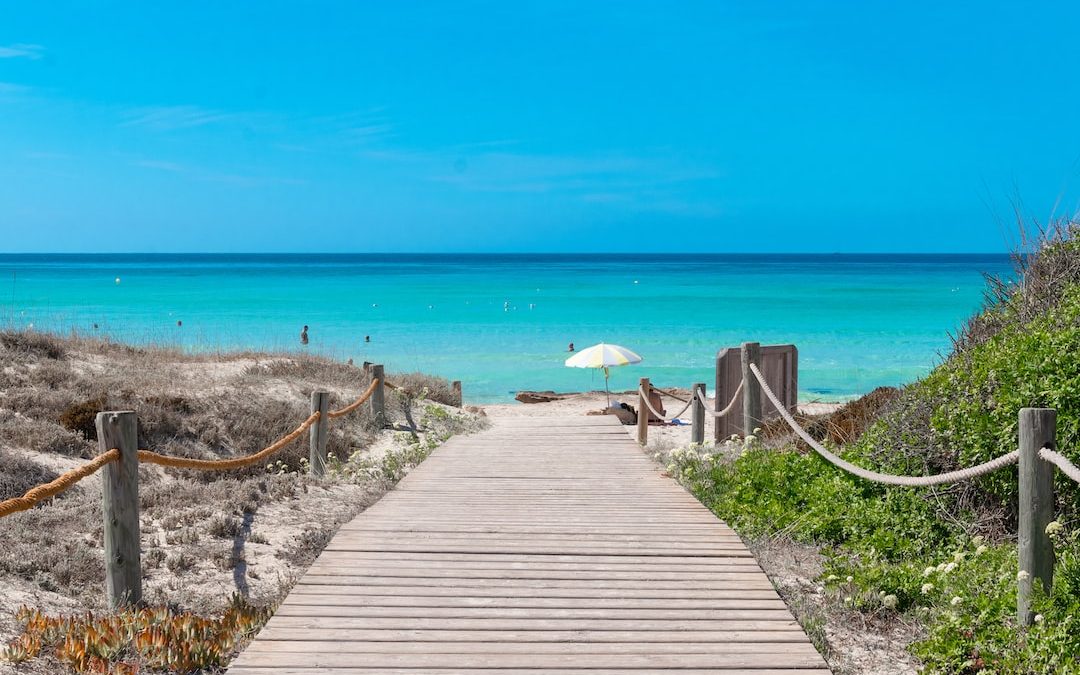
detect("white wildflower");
top-left (937, 562), bottom-right (948, 572)
top-left (753, 427), bottom-right (762, 434)
top-left (1017, 570), bottom-right (1030, 582)
top-left (944, 562), bottom-right (957, 573)
top-left (745, 434), bottom-right (757, 444)
top-left (882, 594), bottom-right (898, 610)
top-left (950, 596), bottom-right (962, 606)
top-left (953, 551), bottom-right (965, 562)
top-left (923, 566), bottom-right (936, 577)
top-left (846, 575), bottom-right (854, 583)
top-left (971, 535), bottom-right (985, 546)
top-left (1046, 520), bottom-right (1064, 536)
top-left (1034, 614), bottom-right (1044, 623)
top-left (921, 583), bottom-right (934, 595)
top-left (826, 574), bottom-right (838, 582)
top-left (975, 545), bottom-right (987, 556)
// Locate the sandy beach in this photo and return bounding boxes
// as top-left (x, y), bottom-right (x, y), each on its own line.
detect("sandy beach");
top-left (481, 390), bottom-right (842, 448)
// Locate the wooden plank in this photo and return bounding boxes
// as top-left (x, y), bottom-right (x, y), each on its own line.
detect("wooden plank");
top-left (231, 653), bottom-right (828, 668)
top-left (240, 640), bottom-right (821, 655)
top-left (227, 414), bottom-right (828, 672)
top-left (230, 669), bottom-right (832, 675)
top-left (252, 628), bottom-right (814, 643)
top-left (278, 595), bottom-right (789, 610)
top-left (271, 606), bottom-right (799, 621)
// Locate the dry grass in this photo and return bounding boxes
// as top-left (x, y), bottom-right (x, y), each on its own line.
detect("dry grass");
top-left (0, 330), bottom-right (481, 659)
top-left (953, 217), bottom-right (1080, 353)
top-left (760, 386), bottom-right (900, 450)
top-left (0, 449), bottom-right (58, 501)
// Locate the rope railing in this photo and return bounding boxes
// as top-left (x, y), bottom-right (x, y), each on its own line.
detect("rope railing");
top-left (138, 411), bottom-right (321, 471)
top-left (1039, 447), bottom-right (1080, 484)
top-left (327, 379), bottom-right (380, 419)
top-left (2, 374), bottom-right (398, 516)
top-left (748, 363), bottom-right (1020, 486)
top-left (0, 364), bottom-right (462, 609)
top-left (629, 339), bottom-right (1080, 629)
top-left (697, 380), bottom-right (743, 419)
top-left (639, 386), bottom-right (694, 422)
top-left (0, 449), bottom-right (120, 518)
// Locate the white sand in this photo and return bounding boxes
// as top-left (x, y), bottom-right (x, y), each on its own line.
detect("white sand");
top-left (480, 391), bottom-right (842, 449)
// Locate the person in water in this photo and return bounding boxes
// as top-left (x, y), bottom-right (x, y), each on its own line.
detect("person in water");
top-left (568, 342), bottom-right (575, 352)
top-left (365, 335), bottom-right (370, 343)
top-left (300, 325), bottom-right (309, 345)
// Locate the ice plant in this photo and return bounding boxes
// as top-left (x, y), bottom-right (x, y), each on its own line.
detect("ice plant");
top-left (1, 596), bottom-right (270, 673)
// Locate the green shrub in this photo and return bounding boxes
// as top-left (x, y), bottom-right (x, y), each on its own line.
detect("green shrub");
top-left (667, 446), bottom-right (1080, 673)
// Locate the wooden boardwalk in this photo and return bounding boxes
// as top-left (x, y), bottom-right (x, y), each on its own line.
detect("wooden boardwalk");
top-left (228, 415), bottom-right (829, 674)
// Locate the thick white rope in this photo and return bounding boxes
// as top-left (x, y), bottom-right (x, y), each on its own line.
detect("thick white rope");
top-left (638, 387), bottom-right (694, 421)
top-left (1039, 447), bottom-right (1080, 484)
top-left (748, 363), bottom-right (1019, 486)
top-left (697, 380), bottom-right (743, 419)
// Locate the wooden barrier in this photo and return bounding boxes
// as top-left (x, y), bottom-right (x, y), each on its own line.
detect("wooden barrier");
top-left (741, 342), bottom-right (762, 435)
top-left (636, 377), bottom-right (650, 445)
top-left (691, 382), bottom-right (706, 445)
top-left (714, 343), bottom-right (797, 440)
top-left (1018, 407), bottom-right (1056, 625)
top-left (369, 364), bottom-right (386, 428)
top-left (309, 391), bottom-right (330, 477)
top-left (96, 411), bottom-right (141, 609)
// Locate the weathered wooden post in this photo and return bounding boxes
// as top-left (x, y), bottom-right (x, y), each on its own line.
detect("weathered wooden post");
top-left (95, 411), bottom-right (141, 609)
top-left (741, 341), bottom-right (762, 436)
top-left (370, 364), bottom-right (386, 428)
top-left (637, 377), bottom-right (650, 446)
top-left (691, 382), bottom-right (706, 445)
top-left (1018, 407), bottom-right (1056, 625)
top-left (309, 391), bottom-right (330, 477)
top-left (451, 380), bottom-right (462, 407)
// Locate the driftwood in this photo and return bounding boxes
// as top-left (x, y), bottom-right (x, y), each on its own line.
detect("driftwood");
top-left (515, 390), bottom-right (574, 404)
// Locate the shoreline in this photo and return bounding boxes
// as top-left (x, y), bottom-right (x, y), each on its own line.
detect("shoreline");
top-left (491, 388), bottom-right (845, 412)
top-left (480, 390), bottom-right (844, 450)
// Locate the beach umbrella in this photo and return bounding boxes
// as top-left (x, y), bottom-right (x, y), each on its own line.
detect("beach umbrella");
top-left (564, 342), bottom-right (643, 407)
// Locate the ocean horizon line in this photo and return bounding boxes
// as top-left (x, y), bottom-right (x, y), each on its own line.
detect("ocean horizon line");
top-left (0, 252), bottom-right (1013, 261)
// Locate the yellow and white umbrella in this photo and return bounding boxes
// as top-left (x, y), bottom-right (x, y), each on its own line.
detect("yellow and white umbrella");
top-left (565, 342), bottom-right (643, 406)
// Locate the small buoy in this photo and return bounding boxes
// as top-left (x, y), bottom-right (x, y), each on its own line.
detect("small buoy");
top-left (428, 305), bottom-right (434, 309)
top-left (372, 303), bottom-right (378, 308)
top-left (633, 280), bottom-right (639, 284)
top-left (115, 277), bottom-right (121, 284)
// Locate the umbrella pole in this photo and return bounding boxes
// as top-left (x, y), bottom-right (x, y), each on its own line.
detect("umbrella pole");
top-left (604, 367), bottom-right (611, 408)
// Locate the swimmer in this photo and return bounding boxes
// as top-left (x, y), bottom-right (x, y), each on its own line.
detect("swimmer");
top-left (300, 325), bottom-right (309, 345)
top-left (365, 335), bottom-right (370, 343)
top-left (176, 320), bottom-right (182, 327)
top-left (568, 342), bottom-right (575, 352)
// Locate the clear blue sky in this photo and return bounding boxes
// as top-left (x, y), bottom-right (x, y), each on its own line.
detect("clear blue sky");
top-left (2, 2), bottom-right (1079, 253)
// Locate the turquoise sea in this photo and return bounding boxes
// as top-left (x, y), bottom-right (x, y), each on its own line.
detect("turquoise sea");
top-left (0, 254), bottom-right (1012, 403)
